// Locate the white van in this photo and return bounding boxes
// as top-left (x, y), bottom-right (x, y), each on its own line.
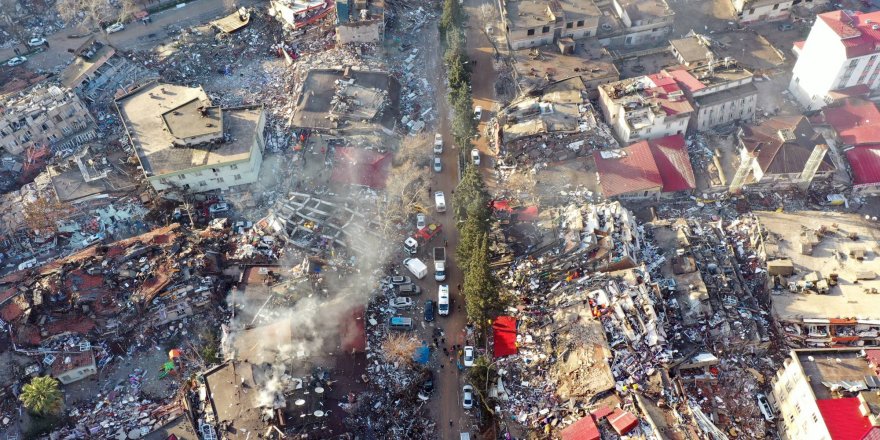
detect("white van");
top-left (434, 191), bottom-right (446, 212)
top-left (438, 285), bottom-right (450, 316)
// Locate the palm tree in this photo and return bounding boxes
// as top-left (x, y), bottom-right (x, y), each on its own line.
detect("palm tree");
top-left (20, 376), bottom-right (63, 416)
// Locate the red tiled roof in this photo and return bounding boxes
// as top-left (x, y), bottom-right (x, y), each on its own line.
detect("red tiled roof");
top-left (846, 145), bottom-right (880, 186)
top-left (645, 72), bottom-right (693, 116)
top-left (648, 134), bottom-right (697, 192)
top-left (793, 40), bottom-right (805, 51)
top-left (608, 408), bottom-right (639, 435)
top-left (817, 397), bottom-right (873, 440)
top-left (0, 297), bottom-right (26, 322)
top-left (668, 69), bottom-right (705, 93)
top-left (818, 10), bottom-right (880, 58)
top-left (559, 415), bottom-right (600, 440)
top-left (594, 135), bottom-right (695, 197)
top-left (865, 349), bottom-right (880, 370)
top-left (330, 147), bottom-right (391, 189)
top-left (594, 141), bottom-right (662, 197)
top-left (822, 98), bottom-right (880, 146)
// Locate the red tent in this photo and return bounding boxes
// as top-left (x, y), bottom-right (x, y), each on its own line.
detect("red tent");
top-left (493, 316), bottom-right (517, 358)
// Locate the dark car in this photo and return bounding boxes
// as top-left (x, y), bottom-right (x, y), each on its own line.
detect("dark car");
top-left (418, 371), bottom-right (434, 401)
top-left (778, 22), bottom-right (794, 31)
top-left (424, 300), bottom-right (435, 322)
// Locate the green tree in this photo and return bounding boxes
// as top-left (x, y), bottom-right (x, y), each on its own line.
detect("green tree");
top-left (455, 210), bottom-right (483, 273)
top-left (20, 376), bottom-right (63, 416)
top-left (439, 0), bottom-right (462, 34)
top-left (453, 165), bottom-right (490, 223)
top-left (463, 233), bottom-right (500, 329)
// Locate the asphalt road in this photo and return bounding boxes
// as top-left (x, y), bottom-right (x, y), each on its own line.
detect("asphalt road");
top-left (0, 0), bottom-right (256, 71)
top-left (426, 0), bottom-right (501, 436)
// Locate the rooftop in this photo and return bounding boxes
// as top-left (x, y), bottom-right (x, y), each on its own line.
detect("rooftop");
top-left (669, 35), bottom-right (715, 65)
top-left (821, 98), bottom-right (880, 147)
top-left (161, 99), bottom-right (223, 142)
top-left (144, 414), bottom-right (198, 440)
top-left (739, 116), bottom-right (834, 175)
top-left (1, 84), bottom-right (80, 117)
top-left (616, 0), bottom-right (673, 22)
top-left (846, 146), bottom-right (880, 186)
top-left (817, 10), bottom-right (880, 58)
top-left (505, 0), bottom-right (554, 30)
top-left (116, 82), bottom-right (263, 176)
top-left (204, 361), bottom-right (273, 440)
top-left (758, 211), bottom-right (880, 321)
top-left (50, 350), bottom-right (95, 376)
top-left (511, 44), bottom-right (618, 92)
top-left (795, 349), bottom-right (878, 399)
top-left (59, 43), bottom-right (116, 89)
top-left (600, 72), bottom-right (693, 128)
top-left (593, 134), bottom-right (695, 197)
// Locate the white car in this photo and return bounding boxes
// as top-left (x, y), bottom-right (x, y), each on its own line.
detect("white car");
top-left (433, 133), bottom-right (443, 154)
top-left (473, 106), bottom-right (483, 121)
top-left (416, 213), bottom-right (426, 230)
top-left (209, 202), bottom-right (230, 214)
top-left (434, 191), bottom-right (446, 213)
top-left (6, 56), bottom-right (26, 66)
top-left (463, 346), bottom-right (475, 367)
top-left (106, 23), bottom-right (125, 34)
top-left (389, 297), bottom-right (414, 309)
top-left (433, 156), bottom-right (442, 173)
top-left (27, 37), bottom-right (46, 47)
top-left (470, 149), bottom-right (480, 166)
top-left (756, 393), bottom-right (775, 422)
top-left (462, 385), bottom-right (474, 409)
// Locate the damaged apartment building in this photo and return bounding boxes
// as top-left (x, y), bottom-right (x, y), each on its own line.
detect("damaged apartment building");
top-left (751, 211), bottom-right (880, 348)
top-left (115, 81), bottom-right (267, 196)
top-left (496, 76), bottom-right (617, 161)
top-left (0, 84), bottom-right (96, 155)
top-left (335, 0), bottom-right (385, 44)
top-left (598, 72), bottom-right (693, 143)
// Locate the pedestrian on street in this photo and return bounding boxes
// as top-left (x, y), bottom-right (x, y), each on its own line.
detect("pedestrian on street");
top-left (13, 47), bottom-right (19, 55)
top-left (449, 420), bottom-right (453, 426)
top-left (444, 239), bottom-right (448, 247)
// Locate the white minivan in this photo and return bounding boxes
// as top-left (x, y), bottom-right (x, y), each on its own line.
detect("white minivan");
top-left (438, 285), bottom-right (450, 316)
top-left (434, 191), bottom-right (446, 212)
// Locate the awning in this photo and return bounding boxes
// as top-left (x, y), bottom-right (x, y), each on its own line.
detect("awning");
top-left (493, 316), bottom-right (517, 358)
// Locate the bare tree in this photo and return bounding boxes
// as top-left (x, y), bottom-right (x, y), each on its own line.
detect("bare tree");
top-left (56, 0), bottom-right (138, 32)
top-left (378, 135), bottom-right (432, 236)
top-left (381, 333), bottom-right (421, 367)
top-left (23, 198), bottom-right (73, 235)
top-left (0, 0), bottom-right (29, 46)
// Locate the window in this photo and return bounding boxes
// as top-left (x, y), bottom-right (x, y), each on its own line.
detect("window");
top-left (542, 26), bottom-right (550, 34)
top-left (217, 177), bottom-right (225, 183)
top-left (159, 178), bottom-right (169, 184)
top-left (230, 164), bottom-right (239, 170)
top-left (527, 29), bottom-right (535, 36)
top-left (178, 174), bottom-right (186, 180)
top-left (749, 8), bottom-right (755, 14)
top-left (811, 413), bottom-right (819, 423)
top-left (234, 174), bottom-right (242, 180)
top-left (54, 115), bottom-right (62, 123)
top-left (211, 168), bottom-right (219, 173)
top-left (195, 171), bottom-right (203, 176)
top-left (577, 20), bottom-right (584, 27)
top-left (566, 22), bottom-right (573, 29)
top-left (199, 181), bottom-right (207, 186)
top-left (773, 3), bottom-right (779, 9)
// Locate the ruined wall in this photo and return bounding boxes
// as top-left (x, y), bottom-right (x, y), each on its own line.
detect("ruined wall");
top-left (336, 20), bottom-right (383, 45)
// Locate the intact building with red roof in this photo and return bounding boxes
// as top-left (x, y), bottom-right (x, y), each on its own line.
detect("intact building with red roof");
top-left (790, 10), bottom-right (880, 110)
top-left (594, 134), bottom-right (696, 199)
top-left (772, 348), bottom-right (880, 440)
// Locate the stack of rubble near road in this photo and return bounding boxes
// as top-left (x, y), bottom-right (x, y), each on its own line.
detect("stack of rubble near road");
top-left (487, 199), bottom-right (779, 438)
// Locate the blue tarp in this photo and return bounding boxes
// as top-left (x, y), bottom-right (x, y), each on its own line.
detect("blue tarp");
top-left (413, 345), bottom-right (430, 364)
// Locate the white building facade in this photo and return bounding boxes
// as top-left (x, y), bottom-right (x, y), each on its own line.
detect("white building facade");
top-left (790, 10), bottom-right (880, 110)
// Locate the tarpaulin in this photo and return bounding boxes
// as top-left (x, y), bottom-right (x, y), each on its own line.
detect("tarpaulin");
top-left (413, 345), bottom-right (430, 364)
top-left (493, 316), bottom-right (517, 358)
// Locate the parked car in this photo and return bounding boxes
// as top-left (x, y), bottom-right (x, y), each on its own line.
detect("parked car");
top-left (470, 149), bottom-right (480, 166)
top-left (81, 233), bottom-right (105, 247)
top-left (416, 213), bottom-right (426, 230)
top-left (106, 22), bottom-right (125, 33)
top-left (397, 283), bottom-right (422, 296)
top-left (17, 258), bottom-right (37, 271)
top-left (209, 202), bottom-right (230, 214)
top-left (462, 385), bottom-right (474, 409)
top-left (424, 299), bottom-right (435, 322)
top-left (463, 346), bottom-right (475, 367)
top-left (473, 106), bottom-right (482, 121)
top-left (389, 297), bottom-right (414, 309)
top-left (27, 37), bottom-right (46, 47)
top-left (777, 22), bottom-right (794, 31)
top-left (433, 133), bottom-right (443, 154)
top-left (383, 275), bottom-right (412, 285)
top-left (6, 56), bottom-right (27, 66)
top-left (433, 156), bottom-right (442, 172)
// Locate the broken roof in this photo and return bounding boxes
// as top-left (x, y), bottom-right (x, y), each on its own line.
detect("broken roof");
top-left (291, 69), bottom-right (400, 133)
top-left (329, 147), bottom-right (391, 189)
top-left (50, 350), bottom-right (95, 377)
top-left (846, 146), bottom-right (880, 187)
top-left (116, 82), bottom-right (263, 177)
top-left (739, 115), bottom-right (834, 175)
top-left (499, 76), bottom-right (594, 142)
top-left (204, 361), bottom-right (271, 440)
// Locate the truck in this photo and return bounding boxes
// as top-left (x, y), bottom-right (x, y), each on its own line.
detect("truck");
top-left (433, 247), bottom-right (446, 281)
top-left (404, 257), bottom-right (428, 280)
top-left (404, 224), bottom-right (443, 255)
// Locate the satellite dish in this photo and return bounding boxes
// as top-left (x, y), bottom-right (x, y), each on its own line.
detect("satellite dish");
top-left (314, 410), bottom-right (325, 417)
top-left (295, 399), bottom-right (306, 406)
top-left (314, 387), bottom-right (324, 394)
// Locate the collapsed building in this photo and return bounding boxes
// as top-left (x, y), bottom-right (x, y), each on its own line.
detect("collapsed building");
top-left (0, 84), bottom-right (96, 156)
top-left (115, 81), bottom-right (267, 196)
top-left (335, 0), bottom-right (385, 45)
top-left (58, 38), bottom-right (156, 104)
top-left (511, 45), bottom-right (619, 100)
top-left (751, 211), bottom-right (880, 348)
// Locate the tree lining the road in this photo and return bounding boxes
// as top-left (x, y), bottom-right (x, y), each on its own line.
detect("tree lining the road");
top-left (56, 0), bottom-right (139, 33)
top-left (439, 0), bottom-right (477, 150)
